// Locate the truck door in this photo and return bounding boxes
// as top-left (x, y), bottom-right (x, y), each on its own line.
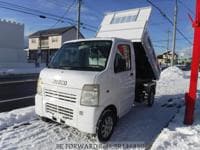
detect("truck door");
top-left (113, 43), bottom-right (135, 117)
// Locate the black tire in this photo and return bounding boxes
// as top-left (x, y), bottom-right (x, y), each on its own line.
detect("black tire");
top-left (96, 109), bottom-right (117, 142)
top-left (148, 89), bottom-right (155, 107)
top-left (40, 116), bottom-right (52, 122)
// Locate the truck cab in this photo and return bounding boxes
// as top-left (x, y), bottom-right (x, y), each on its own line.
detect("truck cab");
top-left (35, 7), bottom-right (160, 142)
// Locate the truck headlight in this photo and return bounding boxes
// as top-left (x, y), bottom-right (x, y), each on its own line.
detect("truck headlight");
top-left (80, 84), bottom-right (99, 106)
top-left (37, 78), bottom-right (43, 95)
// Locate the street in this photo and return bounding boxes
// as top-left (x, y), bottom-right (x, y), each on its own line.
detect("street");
top-left (0, 74), bottom-right (38, 112)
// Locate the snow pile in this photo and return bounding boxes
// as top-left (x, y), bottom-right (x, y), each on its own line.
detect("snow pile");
top-left (160, 66), bottom-right (185, 80)
top-left (151, 99), bottom-right (200, 150)
top-left (156, 66), bottom-right (188, 97)
top-left (0, 106), bottom-right (35, 130)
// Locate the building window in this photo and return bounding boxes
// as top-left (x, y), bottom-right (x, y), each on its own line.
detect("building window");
top-left (41, 39), bottom-right (49, 48)
top-left (52, 37), bottom-right (58, 43)
top-left (31, 39), bottom-right (36, 43)
top-left (114, 44), bottom-right (131, 73)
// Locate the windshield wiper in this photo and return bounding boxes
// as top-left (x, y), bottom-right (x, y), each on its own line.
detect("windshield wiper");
top-left (48, 65), bottom-right (104, 71)
top-left (89, 65), bottom-right (104, 69)
top-left (57, 65), bottom-right (73, 69)
top-left (47, 65), bottom-right (71, 69)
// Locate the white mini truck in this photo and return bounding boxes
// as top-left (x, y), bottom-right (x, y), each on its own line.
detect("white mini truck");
top-left (35, 7), bottom-right (160, 142)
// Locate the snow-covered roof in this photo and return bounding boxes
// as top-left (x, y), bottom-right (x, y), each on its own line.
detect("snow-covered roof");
top-left (96, 7), bottom-right (152, 42)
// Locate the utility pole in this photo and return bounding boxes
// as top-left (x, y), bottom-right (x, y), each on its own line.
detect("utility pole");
top-left (171, 0), bottom-right (178, 66)
top-left (167, 30), bottom-right (170, 50)
top-left (77, 0), bottom-right (82, 39)
top-left (166, 30), bottom-right (170, 66)
top-left (36, 33), bottom-right (42, 67)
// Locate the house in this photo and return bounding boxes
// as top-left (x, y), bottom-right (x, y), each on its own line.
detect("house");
top-left (177, 50), bottom-right (192, 65)
top-left (0, 19), bottom-right (26, 67)
top-left (28, 26), bottom-right (84, 63)
top-left (157, 50), bottom-right (178, 66)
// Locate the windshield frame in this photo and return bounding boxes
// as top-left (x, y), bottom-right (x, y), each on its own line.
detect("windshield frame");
top-left (48, 40), bottom-right (113, 72)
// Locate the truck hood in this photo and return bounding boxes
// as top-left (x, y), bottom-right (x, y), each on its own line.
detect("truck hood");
top-left (39, 68), bottom-right (99, 89)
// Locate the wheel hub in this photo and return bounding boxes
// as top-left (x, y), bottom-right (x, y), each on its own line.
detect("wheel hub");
top-left (101, 116), bottom-right (113, 138)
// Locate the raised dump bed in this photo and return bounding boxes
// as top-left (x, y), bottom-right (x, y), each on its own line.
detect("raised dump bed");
top-left (96, 6), bottom-right (160, 80)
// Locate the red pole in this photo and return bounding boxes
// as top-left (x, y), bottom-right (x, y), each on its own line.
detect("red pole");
top-left (184, 0), bottom-right (200, 125)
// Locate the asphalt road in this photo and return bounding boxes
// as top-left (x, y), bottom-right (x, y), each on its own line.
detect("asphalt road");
top-left (0, 74), bottom-right (39, 112)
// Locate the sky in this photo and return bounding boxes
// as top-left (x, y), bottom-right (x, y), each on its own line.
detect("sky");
top-left (0, 0), bottom-right (196, 54)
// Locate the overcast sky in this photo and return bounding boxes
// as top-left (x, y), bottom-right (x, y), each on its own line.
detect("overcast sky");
top-left (0, 0), bottom-right (195, 54)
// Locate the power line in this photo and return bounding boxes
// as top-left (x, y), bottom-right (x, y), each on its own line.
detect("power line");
top-left (83, 1), bottom-right (103, 20)
top-left (0, 1), bottom-right (73, 24)
top-left (0, 1), bottom-right (97, 30)
top-left (149, 17), bottom-right (192, 26)
top-left (178, 0), bottom-right (194, 15)
top-left (82, 26), bottom-right (96, 32)
top-left (154, 45), bottom-right (167, 48)
top-left (153, 37), bottom-right (193, 43)
top-left (146, 0), bottom-right (192, 45)
top-left (0, 5), bottom-right (50, 20)
top-left (51, 0), bottom-right (76, 28)
top-left (45, 0), bottom-right (66, 7)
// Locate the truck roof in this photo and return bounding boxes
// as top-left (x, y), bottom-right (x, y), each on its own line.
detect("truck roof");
top-left (63, 37), bottom-right (130, 44)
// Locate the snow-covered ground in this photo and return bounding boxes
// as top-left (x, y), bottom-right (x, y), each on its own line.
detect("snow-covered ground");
top-left (0, 67), bottom-right (199, 150)
top-left (151, 68), bottom-right (200, 150)
top-left (0, 107), bottom-right (36, 131)
top-left (151, 100), bottom-right (200, 150)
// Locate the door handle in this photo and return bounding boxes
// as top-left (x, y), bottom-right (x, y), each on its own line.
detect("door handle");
top-left (130, 73), bottom-right (133, 76)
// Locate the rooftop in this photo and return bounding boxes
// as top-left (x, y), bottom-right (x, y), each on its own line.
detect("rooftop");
top-left (29, 26), bottom-right (75, 38)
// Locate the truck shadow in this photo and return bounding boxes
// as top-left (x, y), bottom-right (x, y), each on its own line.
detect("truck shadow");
top-left (109, 93), bottom-right (185, 147)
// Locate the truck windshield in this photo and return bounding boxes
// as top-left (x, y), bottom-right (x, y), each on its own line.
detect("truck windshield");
top-left (48, 40), bottom-right (112, 71)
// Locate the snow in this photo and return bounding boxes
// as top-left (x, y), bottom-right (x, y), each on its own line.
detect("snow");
top-left (160, 66), bottom-right (185, 80)
top-left (0, 66), bottom-right (199, 149)
top-left (151, 67), bottom-right (200, 150)
top-left (0, 106), bottom-right (35, 130)
top-left (156, 66), bottom-right (188, 96)
top-left (151, 101), bottom-right (200, 150)
top-left (151, 93), bottom-right (200, 149)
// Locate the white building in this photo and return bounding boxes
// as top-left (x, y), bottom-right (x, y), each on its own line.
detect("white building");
top-left (0, 20), bottom-right (26, 67)
top-left (28, 26), bottom-right (84, 63)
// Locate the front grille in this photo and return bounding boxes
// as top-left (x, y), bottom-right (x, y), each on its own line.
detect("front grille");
top-left (44, 89), bottom-right (77, 103)
top-left (45, 103), bottom-right (73, 120)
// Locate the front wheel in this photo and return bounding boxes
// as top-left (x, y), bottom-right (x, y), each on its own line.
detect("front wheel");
top-left (148, 89), bottom-right (155, 107)
top-left (96, 109), bottom-right (117, 142)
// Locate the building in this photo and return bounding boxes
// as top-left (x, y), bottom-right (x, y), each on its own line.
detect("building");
top-left (157, 50), bottom-right (178, 66)
top-left (177, 49), bottom-right (192, 65)
top-left (0, 19), bottom-right (26, 67)
top-left (177, 56), bottom-right (191, 65)
top-left (28, 26), bottom-right (84, 63)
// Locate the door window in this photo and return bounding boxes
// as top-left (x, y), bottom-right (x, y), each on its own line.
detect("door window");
top-left (114, 44), bottom-right (131, 73)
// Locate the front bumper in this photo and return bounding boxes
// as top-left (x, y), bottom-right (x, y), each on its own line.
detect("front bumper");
top-left (35, 94), bottom-right (103, 134)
